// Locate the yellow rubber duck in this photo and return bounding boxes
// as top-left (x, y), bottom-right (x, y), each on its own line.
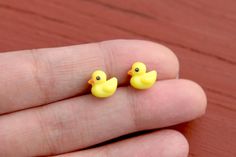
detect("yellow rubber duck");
top-left (128, 62), bottom-right (157, 89)
top-left (88, 70), bottom-right (118, 98)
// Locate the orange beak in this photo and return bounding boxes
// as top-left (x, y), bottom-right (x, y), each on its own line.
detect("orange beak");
top-left (128, 70), bottom-right (132, 75)
top-left (88, 79), bottom-right (94, 85)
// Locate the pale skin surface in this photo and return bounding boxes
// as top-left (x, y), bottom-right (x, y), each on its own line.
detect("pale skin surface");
top-left (0, 40), bottom-right (207, 157)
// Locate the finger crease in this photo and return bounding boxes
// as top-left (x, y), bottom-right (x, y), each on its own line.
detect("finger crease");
top-left (126, 88), bottom-right (141, 131)
top-left (97, 42), bottom-right (115, 77)
top-left (35, 109), bottom-right (58, 155)
top-left (29, 49), bottom-right (55, 104)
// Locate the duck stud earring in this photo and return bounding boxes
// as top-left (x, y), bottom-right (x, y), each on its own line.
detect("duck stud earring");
top-left (128, 62), bottom-right (157, 89)
top-left (88, 70), bottom-right (118, 98)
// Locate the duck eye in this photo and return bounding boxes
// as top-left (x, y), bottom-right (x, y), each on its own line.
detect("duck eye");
top-left (135, 68), bottom-right (139, 72)
top-left (96, 76), bottom-right (101, 80)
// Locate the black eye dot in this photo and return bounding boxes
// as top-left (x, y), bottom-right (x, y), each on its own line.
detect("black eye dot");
top-left (135, 68), bottom-right (139, 72)
top-left (96, 76), bottom-right (101, 80)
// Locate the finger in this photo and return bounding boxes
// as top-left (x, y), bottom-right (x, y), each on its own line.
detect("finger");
top-left (0, 39), bottom-right (179, 114)
top-left (0, 79), bottom-right (206, 157)
top-left (55, 130), bottom-right (189, 157)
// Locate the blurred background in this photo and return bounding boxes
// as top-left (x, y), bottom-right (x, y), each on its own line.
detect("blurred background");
top-left (0, 0), bottom-right (235, 156)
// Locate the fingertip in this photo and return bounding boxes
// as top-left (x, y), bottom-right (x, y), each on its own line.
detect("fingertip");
top-left (179, 79), bottom-right (207, 117)
top-left (132, 39), bottom-right (180, 79)
top-left (164, 130), bottom-right (189, 157)
top-left (100, 39), bottom-right (179, 80)
top-left (147, 41), bottom-right (180, 79)
top-left (147, 130), bottom-right (189, 157)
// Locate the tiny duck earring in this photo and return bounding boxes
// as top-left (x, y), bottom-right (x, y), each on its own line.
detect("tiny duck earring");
top-left (128, 62), bottom-right (157, 89)
top-left (88, 70), bottom-right (118, 98)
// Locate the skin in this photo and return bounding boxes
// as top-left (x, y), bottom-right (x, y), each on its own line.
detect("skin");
top-left (0, 39), bottom-right (207, 157)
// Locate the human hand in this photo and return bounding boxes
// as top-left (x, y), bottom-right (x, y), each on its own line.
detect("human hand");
top-left (0, 40), bottom-right (207, 157)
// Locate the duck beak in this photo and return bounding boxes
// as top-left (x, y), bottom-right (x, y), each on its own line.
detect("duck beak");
top-left (128, 70), bottom-right (132, 75)
top-left (88, 79), bottom-right (94, 85)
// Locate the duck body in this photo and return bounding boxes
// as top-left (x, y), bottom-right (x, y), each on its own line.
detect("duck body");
top-left (91, 77), bottom-right (118, 98)
top-left (130, 70), bottom-right (157, 89)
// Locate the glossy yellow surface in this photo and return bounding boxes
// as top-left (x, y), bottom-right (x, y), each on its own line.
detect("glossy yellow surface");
top-left (88, 70), bottom-right (118, 98)
top-left (128, 62), bottom-right (157, 89)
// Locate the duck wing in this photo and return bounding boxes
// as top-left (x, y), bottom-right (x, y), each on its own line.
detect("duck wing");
top-left (103, 77), bottom-right (118, 93)
top-left (141, 71), bottom-right (157, 84)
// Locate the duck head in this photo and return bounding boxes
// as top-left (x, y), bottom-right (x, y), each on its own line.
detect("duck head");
top-left (128, 62), bottom-right (147, 76)
top-left (88, 70), bottom-right (107, 85)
